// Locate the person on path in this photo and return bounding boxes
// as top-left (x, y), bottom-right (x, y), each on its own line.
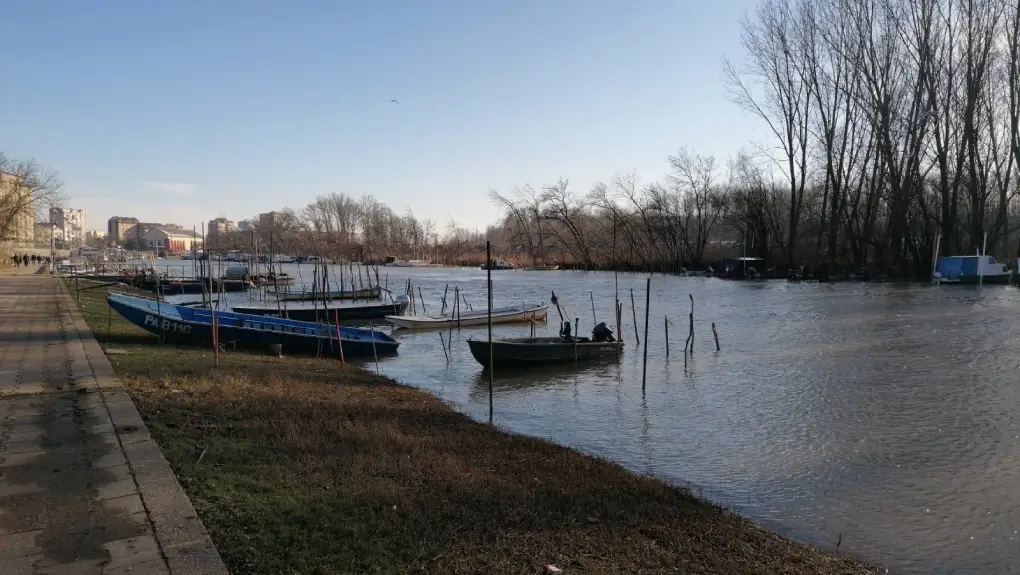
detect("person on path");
top-left (13, 254), bottom-right (21, 267)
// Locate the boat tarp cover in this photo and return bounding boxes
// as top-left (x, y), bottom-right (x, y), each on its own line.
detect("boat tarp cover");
top-left (937, 256), bottom-right (978, 278)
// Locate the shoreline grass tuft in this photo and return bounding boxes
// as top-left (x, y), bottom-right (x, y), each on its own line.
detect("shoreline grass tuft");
top-left (72, 281), bottom-right (877, 574)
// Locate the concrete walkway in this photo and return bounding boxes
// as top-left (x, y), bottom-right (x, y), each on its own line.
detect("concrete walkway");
top-left (0, 268), bottom-right (228, 574)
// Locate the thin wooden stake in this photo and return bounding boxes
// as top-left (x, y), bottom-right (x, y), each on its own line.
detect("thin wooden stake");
top-left (448, 286), bottom-right (458, 350)
top-left (684, 294), bottom-right (694, 355)
top-left (335, 310), bottom-right (345, 364)
top-left (486, 240), bottom-right (493, 424)
top-left (630, 288), bottom-right (640, 345)
top-left (664, 316), bottom-right (669, 358)
top-left (641, 277), bottom-right (651, 391)
top-left (573, 317), bottom-right (579, 361)
top-left (418, 286), bottom-right (427, 314)
top-left (615, 301), bottom-right (622, 359)
top-left (589, 291), bottom-right (597, 326)
top-left (712, 322), bottom-right (720, 351)
top-left (439, 332), bottom-right (450, 363)
top-left (369, 321), bottom-right (380, 374)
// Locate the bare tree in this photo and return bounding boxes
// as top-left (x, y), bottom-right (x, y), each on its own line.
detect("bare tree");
top-left (0, 153), bottom-right (63, 247)
top-left (725, 0), bottom-right (814, 264)
top-left (668, 149), bottom-right (725, 264)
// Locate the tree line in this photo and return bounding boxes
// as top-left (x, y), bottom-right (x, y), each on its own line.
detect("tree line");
top-left (489, 0), bottom-right (1020, 277)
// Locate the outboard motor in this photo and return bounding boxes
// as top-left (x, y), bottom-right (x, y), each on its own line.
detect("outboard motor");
top-left (592, 322), bottom-right (615, 342)
top-left (395, 294), bottom-right (411, 309)
top-left (559, 320), bottom-right (572, 339)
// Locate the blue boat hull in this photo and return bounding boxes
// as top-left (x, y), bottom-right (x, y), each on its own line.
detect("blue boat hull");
top-left (108, 296), bottom-right (398, 359)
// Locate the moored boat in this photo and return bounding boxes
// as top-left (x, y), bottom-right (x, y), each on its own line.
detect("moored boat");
top-left (232, 295), bottom-right (410, 322)
top-left (467, 322), bottom-right (621, 369)
top-left (467, 336), bottom-right (622, 369)
top-left (134, 278), bottom-right (253, 295)
top-left (480, 259), bottom-right (516, 270)
top-left (107, 292), bottom-right (399, 358)
top-left (271, 285), bottom-right (382, 302)
top-left (386, 303), bottom-right (547, 330)
top-left (934, 255), bottom-right (1013, 284)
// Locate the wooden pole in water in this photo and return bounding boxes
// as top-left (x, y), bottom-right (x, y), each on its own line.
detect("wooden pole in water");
top-left (615, 301), bottom-right (622, 359)
top-left (712, 322), bottom-right (720, 351)
top-left (664, 316), bottom-right (669, 358)
top-left (589, 291), bottom-right (597, 326)
top-left (448, 286), bottom-right (457, 349)
top-left (630, 288), bottom-right (640, 345)
top-left (418, 286), bottom-right (427, 314)
top-left (684, 294), bottom-right (694, 354)
top-left (439, 332), bottom-right (450, 363)
top-left (573, 317), bottom-right (579, 361)
top-left (335, 310), bottom-right (345, 364)
top-left (441, 284), bottom-right (449, 315)
top-left (486, 240), bottom-right (493, 424)
top-left (641, 277), bottom-right (651, 391)
top-left (369, 321), bottom-right (380, 374)
top-left (312, 266), bottom-right (319, 321)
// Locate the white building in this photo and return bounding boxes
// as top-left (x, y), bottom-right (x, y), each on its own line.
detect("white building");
top-left (49, 207), bottom-right (86, 248)
top-left (142, 226), bottom-right (202, 253)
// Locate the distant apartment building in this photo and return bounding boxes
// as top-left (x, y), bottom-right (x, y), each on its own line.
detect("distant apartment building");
top-left (50, 207), bottom-right (86, 248)
top-left (0, 171), bottom-right (36, 248)
top-left (107, 216), bottom-right (140, 245)
top-left (142, 226), bottom-right (202, 253)
top-left (237, 219), bottom-right (254, 231)
top-left (208, 217), bottom-right (236, 236)
top-left (258, 212), bottom-right (279, 228)
top-left (85, 230), bottom-right (106, 248)
top-left (33, 222), bottom-right (53, 248)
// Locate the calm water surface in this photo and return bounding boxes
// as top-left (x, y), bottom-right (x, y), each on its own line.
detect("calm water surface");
top-left (161, 261), bottom-right (1020, 574)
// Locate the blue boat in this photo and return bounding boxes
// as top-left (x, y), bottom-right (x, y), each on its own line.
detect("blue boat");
top-left (107, 292), bottom-right (399, 358)
top-left (934, 255), bottom-right (1013, 285)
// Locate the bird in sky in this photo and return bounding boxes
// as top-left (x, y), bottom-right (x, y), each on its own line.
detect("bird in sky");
top-left (390, 99), bottom-right (398, 104)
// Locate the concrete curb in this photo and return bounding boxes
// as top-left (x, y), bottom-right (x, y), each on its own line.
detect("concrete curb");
top-left (56, 278), bottom-right (230, 575)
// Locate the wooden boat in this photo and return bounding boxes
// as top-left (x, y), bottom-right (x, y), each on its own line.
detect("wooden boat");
top-left (135, 278), bottom-right (253, 295)
top-left (467, 335), bottom-right (622, 369)
top-left (232, 295), bottom-right (410, 322)
top-left (107, 292), bottom-right (398, 358)
top-left (253, 274), bottom-right (297, 287)
top-left (480, 259), bottom-right (516, 270)
top-left (521, 265), bottom-right (559, 271)
top-left (270, 285), bottom-right (382, 302)
top-left (386, 303), bottom-right (547, 330)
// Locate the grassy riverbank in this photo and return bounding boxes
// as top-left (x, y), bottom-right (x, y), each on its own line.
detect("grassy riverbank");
top-left (72, 281), bottom-right (875, 574)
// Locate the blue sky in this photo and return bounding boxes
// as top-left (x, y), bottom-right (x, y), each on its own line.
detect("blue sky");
top-left (0, 0), bottom-right (765, 233)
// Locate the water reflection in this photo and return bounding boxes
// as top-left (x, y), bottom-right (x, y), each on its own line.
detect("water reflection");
top-left (157, 261), bottom-right (1020, 574)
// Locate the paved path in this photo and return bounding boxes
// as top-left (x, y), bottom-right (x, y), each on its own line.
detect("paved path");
top-left (0, 268), bottom-right (228, 574)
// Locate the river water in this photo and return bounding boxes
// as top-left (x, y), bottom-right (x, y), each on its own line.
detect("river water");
top-left (157, 261), bottom-right (1020, 574)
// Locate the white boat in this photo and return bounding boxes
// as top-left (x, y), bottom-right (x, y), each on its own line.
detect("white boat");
top-left (389, 259), bottom-right (431, 267)
top-left (385, 303), bottom-right (548, 330)
top-left (933, 255), bottom-right (1012, 284)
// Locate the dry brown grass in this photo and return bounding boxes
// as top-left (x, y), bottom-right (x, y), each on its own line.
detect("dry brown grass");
top-left (75, 281), bottom-right (878, 574)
